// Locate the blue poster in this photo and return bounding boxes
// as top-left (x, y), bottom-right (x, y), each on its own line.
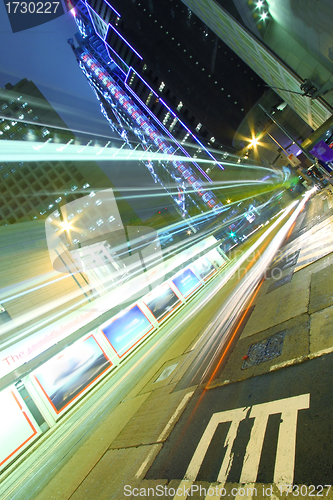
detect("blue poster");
top-left (143, 283), bottom-right (181, 322)
top-left (191, 257), bottom-right (216, 281)
top-left (101, 305), bottom-right (154, 357)
top-left (34, 336), bottom-right (111, 414)
top-left (172, 268), bottom-right (202, 298)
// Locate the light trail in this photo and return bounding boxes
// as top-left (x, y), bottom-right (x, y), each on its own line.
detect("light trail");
top-left (0, 139), bottom-right (288, 185)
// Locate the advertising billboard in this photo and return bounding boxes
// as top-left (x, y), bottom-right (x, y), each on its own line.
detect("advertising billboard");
top-left (0, 388), bottom-right (39, 470)
top-left (171, 268), bottom-right (202, 298)
top-left (206, 248), bottom-right (226, 268)
top-left (191, 256), bottom-right (216, 281)
top-left (143, 283), bottom-right (181, 322)
top-left (100, 305), bottom-right (154, 358)
top-left (33, 335), bottom-right (112, 414)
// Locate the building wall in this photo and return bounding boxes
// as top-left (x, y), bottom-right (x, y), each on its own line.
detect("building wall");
top-left (0, 221), bottom-right (91, 341)
top-left (181, 0), bottom-right (332, 130)
top-left (264, 3), bottom-right (333, 111)
top-left (266, 0), bottom-right (333, 75)
top-left (0, 78), bottom-right (137, 226)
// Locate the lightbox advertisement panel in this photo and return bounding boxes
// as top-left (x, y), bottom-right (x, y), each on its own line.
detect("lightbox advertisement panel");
top-left (143, 282), bottom-right (181, 322)
top-left (191, 256), bottom-right (216, 281)
top-left (0, 388), bottom-right (39, 469)
top-left (33, 335), bottom-right (112, 414)
top-left (100, 305), bottom-right (154, 358)
top-left (206, 248), bottom-right (226, 268)
top-left (171, 268), bottom-right (202, 298)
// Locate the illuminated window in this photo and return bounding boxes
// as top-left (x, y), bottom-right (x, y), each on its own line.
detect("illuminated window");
top-left (176, 101), bottom-right (183, 111)
top-left (159, 81), bottom-right (166, 92)
top-left (145, 91), bottom-right (153, 105)
top-left (163, 112), bottom-right (171, 125)
top-left (169, 117), bottom-right (178, 131)
top-left (195, 123), bottom-right (202, 131)
top-left (181, 132), bottom-right (190, 144)
top-left (83, 183), bottom-right (90, 189)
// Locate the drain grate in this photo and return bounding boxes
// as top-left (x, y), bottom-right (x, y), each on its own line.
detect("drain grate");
top-left (242, 330), bottom-right (285, 369)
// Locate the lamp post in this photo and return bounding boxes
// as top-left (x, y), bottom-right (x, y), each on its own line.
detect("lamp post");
top-left (258, 104), bottom-right (316, 163)
top-left (258, 104), bottom-right (331, 179)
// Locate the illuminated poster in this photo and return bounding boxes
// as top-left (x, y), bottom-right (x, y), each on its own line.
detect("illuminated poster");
top-left (34, 336), bottom-right (111, 414)
top-left (101, 305), bottom-right (154, 357)
top-left (143, 283), bottom-right (181, 322)
top-left (191, 256), bottom-right (216, 281)
top-left (206, 248), bottom-right (226, 268)
top-left (171, 268), bottom-right (202, 298)
top-left (0, 389), bottom-right (39, 469)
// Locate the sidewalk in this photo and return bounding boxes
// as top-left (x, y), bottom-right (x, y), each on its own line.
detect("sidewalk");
top-left (210, 188), bottom-right (333, 388)
top-left (9, 189), bottom-right (333, 500)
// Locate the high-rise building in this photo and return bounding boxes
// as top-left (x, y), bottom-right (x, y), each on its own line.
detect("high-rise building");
top-left (68, 1), bottom-right (271, 220)
top-left (180, 0), bottom-right (333, 132)
top-left (0, 78), bottom-right (132, 225)
top-left (69, 0), bottom-right (266, 149)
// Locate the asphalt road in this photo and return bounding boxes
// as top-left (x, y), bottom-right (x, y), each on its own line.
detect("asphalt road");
top-left (146, 352), bottom-right (333, 486)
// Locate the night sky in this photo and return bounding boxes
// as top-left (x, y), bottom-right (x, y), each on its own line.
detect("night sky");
top-left (0, 3), bottom-right (111, 138)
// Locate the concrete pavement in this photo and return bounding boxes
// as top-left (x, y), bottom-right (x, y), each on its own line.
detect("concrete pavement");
top-left (4, 188), bottom-right (333, 500)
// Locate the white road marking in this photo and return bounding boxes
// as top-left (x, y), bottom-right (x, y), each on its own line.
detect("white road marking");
top-left (135, 445), bottom-right (159, 479)
top-left (240, 394), bottom-right (310, 485)
top-left (273, 394), bottom-right (310, 486)
top-left (204, 483), bottom-right (226, 499)
top-left (157, 390), bottom-right (194, 442)
top-left (172, 480), bottom-right (193, 499)
top-left (184, 407), bottom-right (248, 482)
top-left (184, 394), bottom-right (310, 486)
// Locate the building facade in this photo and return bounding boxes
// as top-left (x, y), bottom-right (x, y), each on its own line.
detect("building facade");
top-left (180, 0), bottom-right (333, 132)
top-left (69, 2), bottom-right (235, 221)
top-left (0, 78), bottom-right (121, 225)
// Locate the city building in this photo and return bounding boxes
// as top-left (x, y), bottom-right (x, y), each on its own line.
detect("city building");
top-left (72, 0), bottom-right (266, 150)
top-left (69, 3), bottom-right (232, 221)
top-left (67, 0), bottom-right (276, 223)
top-left (179, 0), bottom-right (333, 133)
top-left (0, 78), bottom-right (133, 226)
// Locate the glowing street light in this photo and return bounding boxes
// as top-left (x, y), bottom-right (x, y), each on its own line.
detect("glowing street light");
top-left (261, 11), bottom-right (269, 20)
top-left (256, 0), bottom-right (263, 7)
top-left (61, 220), bottom-right (72, 232)
top-left (249, 137), bottom-right (259, 148)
